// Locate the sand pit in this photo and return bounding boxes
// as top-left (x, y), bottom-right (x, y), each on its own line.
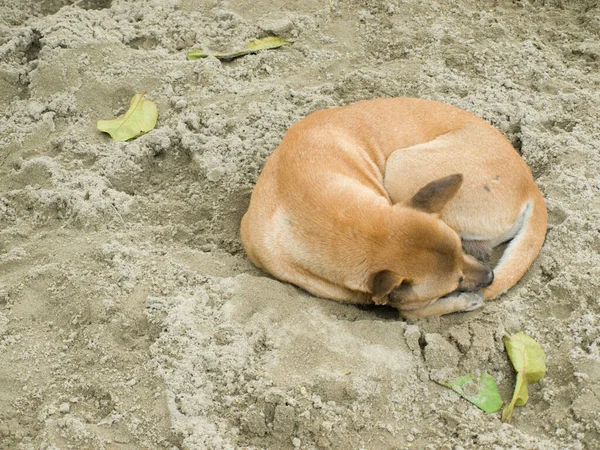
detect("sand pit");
top-left (1, 0), bottom-right (599, 448)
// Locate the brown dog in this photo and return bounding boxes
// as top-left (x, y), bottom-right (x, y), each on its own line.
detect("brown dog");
top-left (240, 98), bottom-right (547, 318)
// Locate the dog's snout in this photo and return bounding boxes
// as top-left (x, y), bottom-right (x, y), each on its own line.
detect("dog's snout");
top-left (480, 267), bottom-right (494, 288)
top-left (459, 260), bottom-right (494, 292)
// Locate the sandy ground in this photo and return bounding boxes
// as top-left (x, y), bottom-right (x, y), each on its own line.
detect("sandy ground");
top-left (1, 0), bottom-right (600, 448)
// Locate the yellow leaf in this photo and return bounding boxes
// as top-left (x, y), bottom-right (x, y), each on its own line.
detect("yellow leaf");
top-left (97, 93), bottom-right (158, 142)
top-left (501, 332), bottom-right (547, 423)
top-left (187, 36), bottom-right (292, 61)
top-left (244, 36), bottom-right (290, 52)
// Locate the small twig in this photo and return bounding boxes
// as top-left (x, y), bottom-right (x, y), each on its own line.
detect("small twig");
top-left (111, 204), bottom-right (125, 225)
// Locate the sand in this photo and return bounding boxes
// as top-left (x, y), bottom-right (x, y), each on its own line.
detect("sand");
top-left (1, 0), bottom-right (599, 448)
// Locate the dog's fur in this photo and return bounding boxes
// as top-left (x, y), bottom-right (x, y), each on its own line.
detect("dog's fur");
top-left (240, 98), bottom-right (547, 318)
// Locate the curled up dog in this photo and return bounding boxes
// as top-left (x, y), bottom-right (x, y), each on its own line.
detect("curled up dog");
top-left (240, 98), bottom-right (547, 319)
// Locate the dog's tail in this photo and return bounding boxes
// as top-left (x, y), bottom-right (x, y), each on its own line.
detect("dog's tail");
top-left (482, 191), bottom-right (547, 300)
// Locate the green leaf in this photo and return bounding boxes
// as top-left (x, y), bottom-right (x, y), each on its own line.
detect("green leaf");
top-left (187, 36), bottom-right (292, 61)
top-left (501, 332), bottom-right (547, 423)
top-left (437, 373), bottom-right (503, 413)
top-left (97, 93), bottom-right (158, 142)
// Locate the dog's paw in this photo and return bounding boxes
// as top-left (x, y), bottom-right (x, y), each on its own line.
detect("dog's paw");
top-left (439, 291), bottom-right (485, 312)
top-left (460, 292), bottom-right (485, 311)
top-left (400, 292), bottom-right (485, 318)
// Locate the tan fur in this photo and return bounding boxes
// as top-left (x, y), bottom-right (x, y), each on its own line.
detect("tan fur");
top-left (240, 98), bottom-right (547, 318)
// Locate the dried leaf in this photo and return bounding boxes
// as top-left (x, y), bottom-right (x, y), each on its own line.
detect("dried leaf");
top-left (97, 93), bottom-right (158, 142)
top-left (501, 332), bottom-right (547, 423)
top-left (187, 36), bottom-right (292, 61)
top-left (437, 373), bottom-right (502, 413)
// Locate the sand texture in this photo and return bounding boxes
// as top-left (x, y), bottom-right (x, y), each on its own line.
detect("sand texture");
top-left (1, 0), bottom-right (600, 448)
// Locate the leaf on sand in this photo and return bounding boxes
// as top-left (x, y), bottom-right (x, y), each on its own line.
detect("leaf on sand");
top-left (437, 373), bottom-right (502, 413)
top-left (97, 93), bottom-right (158, 142)
top-left (187, 36), bottom-right (292, 61)
top-left (501, 332), bottom-right (547, 423)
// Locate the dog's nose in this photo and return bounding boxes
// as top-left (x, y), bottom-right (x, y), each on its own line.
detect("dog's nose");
top-left (481, 267), bottom-right (494, 288)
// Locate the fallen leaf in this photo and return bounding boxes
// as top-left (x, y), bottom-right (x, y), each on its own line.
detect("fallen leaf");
top-left (437, 373), bottom-right (502, 413)
top-left (187, 36), bottom-right (292, 61)
top-left (501, 332), bottom-right (547, 423)
top-left (97, 93), bottom-right (158, 142)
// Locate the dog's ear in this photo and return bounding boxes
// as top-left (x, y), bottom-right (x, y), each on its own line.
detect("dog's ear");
top-left (370, 270), bottom-right (403, 305)
top-left (409, 173), bottom-right (463, 214)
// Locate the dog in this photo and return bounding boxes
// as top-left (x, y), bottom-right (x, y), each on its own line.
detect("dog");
top-left (240, 98), bottom-right (547, 319)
